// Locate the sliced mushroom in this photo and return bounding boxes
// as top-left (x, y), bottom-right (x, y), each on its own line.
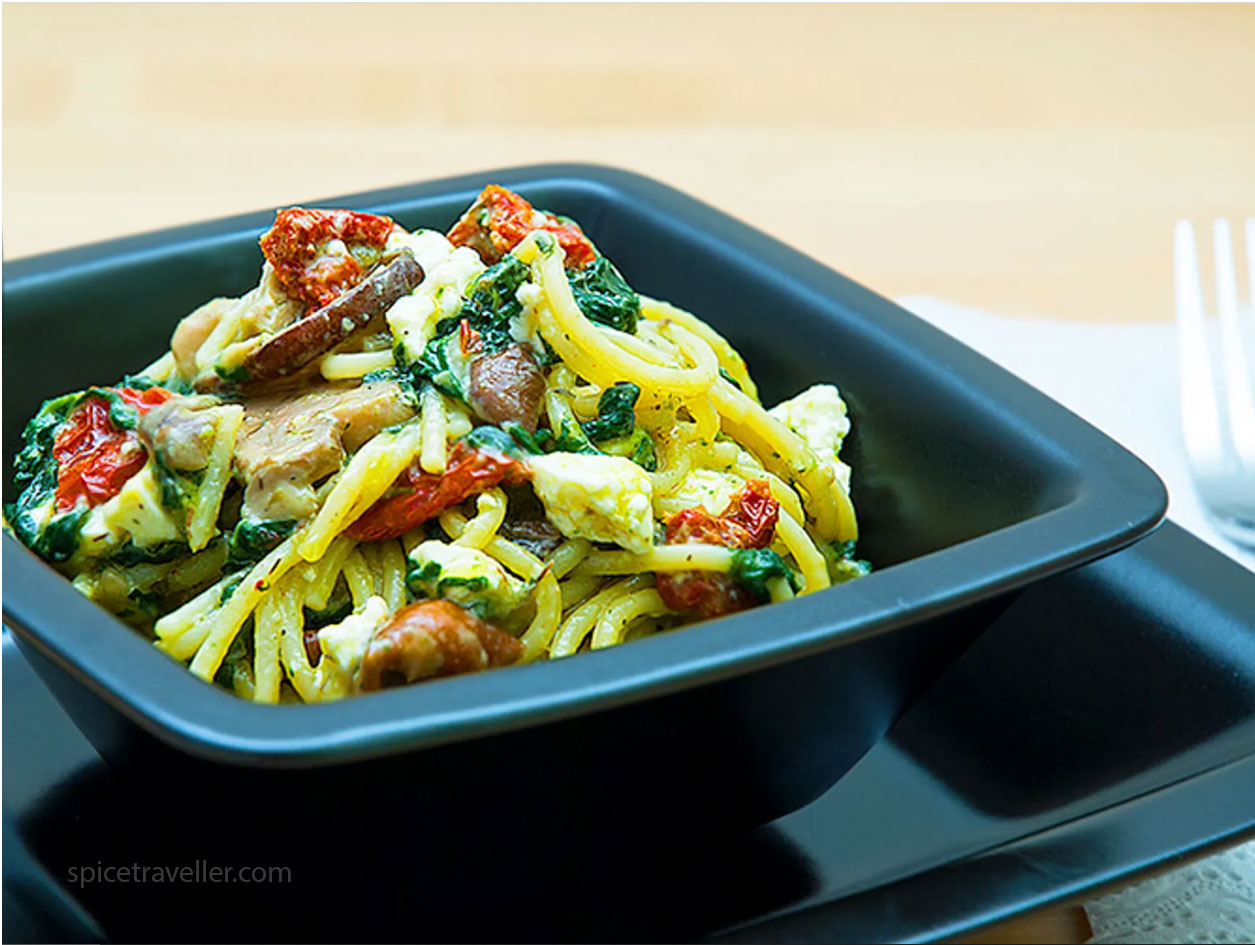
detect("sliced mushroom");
top-left (233, 380), bottom-right (416, 521)
top-left (136, 395), bottom-right (225, 471)
top-left (468, 343), bottom-right (546, 432)
top-left (357, 599), bottom-right (524, 691)
top-left (240, 250), bottom-right (424, 383)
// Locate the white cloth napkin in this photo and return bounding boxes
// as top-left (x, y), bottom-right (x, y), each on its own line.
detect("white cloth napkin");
top-left (897, 296), bottom-right (1255, 573)
top-left (897, 296), bottom-right (1255, 943)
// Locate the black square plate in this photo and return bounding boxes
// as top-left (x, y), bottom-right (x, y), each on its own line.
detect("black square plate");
top-left (2, 165), bottom-right (1166, 831)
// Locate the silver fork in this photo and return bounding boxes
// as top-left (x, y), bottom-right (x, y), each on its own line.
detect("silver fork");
top-left (1175, 218), bottom-right (1255, 549)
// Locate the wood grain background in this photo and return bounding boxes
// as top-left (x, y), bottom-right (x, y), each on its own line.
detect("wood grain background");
top-left (5, 4), bottom-right (1254, 323)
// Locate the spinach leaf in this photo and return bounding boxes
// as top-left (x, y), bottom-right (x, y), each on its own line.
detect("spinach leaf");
top-left (107, 540), bottom-right (188, 568)
top-left (729, 548), bottom-right (797, 602)
top-left (824, 540), bottom-right (872, 584)
top-left (214, 362), bottom-right (252, 384)
top-left (362, 356), bottom-right (424, 401)
top-left (218, 573), bottom-right (246, 605)
top-left (430, 255), bottom-right (530, 356)
top-left (303, 582), bottom-right (353, 628)
top-left (228, 519), bottom-right (298, 568)
top-left (11, 392), bottom-right (81, 501)
top-left (499, 422), bottom-right (550, 455)
top-left (571, 382), bottom-right (657, 470)
top-left (33, 508), bottom-right (89, 563)
top-left (549, 415), bottom-right (600, 455)
top-left (107, 399), bottom-right (140, 431)
top-left (581, 382), bottom-right (640, 443)
top-left (461, 424), bottom-right (527, 459)
top-left (122, 588), bottom-right (165, 624)
top-left (413, 333), bottom-right (467, 401)
top-left (597, 428), bottom-right (658, 472)
top-left (148, 448), bottom-right (200, 514)
top-left (120, 373), bottom-right (162, 391)
top-left (5, 392), bottom-right (86, 556)
top-left (214, 626), bottom-right (253, 691)
top-left (568, 256), bottom-right (640, 334)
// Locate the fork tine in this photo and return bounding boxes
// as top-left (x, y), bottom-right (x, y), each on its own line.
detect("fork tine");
top-left (1246, 218), bottom-right (1255, 312)
top-left (1176, 221), bottom-right (1226, 468)
top-left (1213, 219), bottom-right (1255, 465)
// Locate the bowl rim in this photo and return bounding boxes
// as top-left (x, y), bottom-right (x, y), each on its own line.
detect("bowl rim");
top-left (1, 163), bottom-right (1167, 766)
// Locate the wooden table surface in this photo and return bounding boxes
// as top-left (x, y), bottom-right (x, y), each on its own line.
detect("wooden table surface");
top-left (6, 4), bottom-right (1255, 324)
top-left (5, 5), bottom-right (1253, 942)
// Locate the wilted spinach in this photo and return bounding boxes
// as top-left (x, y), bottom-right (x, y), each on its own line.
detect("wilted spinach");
top-left (568, 257), bottom-right (640, 334)
top-left (729, 548), bottom-right (798, 602)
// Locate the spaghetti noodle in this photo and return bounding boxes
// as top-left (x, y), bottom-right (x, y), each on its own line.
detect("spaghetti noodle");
top-left (5, 185), bottom-right (871, 703)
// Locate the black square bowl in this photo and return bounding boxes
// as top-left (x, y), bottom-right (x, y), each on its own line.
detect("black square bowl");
top-left (1, 165), bottom-right (1166, 838)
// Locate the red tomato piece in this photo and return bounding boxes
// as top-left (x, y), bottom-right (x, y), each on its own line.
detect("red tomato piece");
top-left (260, 207), bottom-right (395, 310)
top-left (655, 570), bottom-right (757, 621)
top-left (655, 479), bottom-right (780, 619)
top-left (447, 185), bottom-right (597, 269)
top-left (718, 479), bottom-right (779, 550)
top-left (458, 318), bottom-right (483, 355)
top-left (345, 441), bottom-right (529, 541)
top-left (52, 387), bottom-right (174, 513)
top-left (663, 479), bottom-right (778, 551)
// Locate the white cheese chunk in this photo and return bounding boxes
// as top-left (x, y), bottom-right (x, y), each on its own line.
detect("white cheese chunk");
top-left (385, 232), bottom-right (485, 361)
top-left (527, 452), bottom-right (655, 554)
top-left (384, 228), bottom-right (463, 274)
top-left (317, 595), bottom-right (390, 678)
top-left (77, 461), bottom-right (182, 552)
top-left (407, 541), bottom-right (527, 619)
top-left (655, 469), bottom-right (745, 518)
top-left (768, 384), bottom-right (853, 492)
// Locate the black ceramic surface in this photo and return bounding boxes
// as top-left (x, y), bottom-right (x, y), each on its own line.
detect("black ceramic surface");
top-left (5, 522), bottom-right (1253, 943)
top-left (3, 165), bottom-right (1164, 833)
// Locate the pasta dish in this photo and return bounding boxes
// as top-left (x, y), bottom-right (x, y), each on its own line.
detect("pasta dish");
top-left (5, 186), bottom-right (870, 702)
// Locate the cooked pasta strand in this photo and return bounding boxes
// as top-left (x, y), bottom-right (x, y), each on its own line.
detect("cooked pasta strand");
top-left (378, 539), bottom-right (409, 611)
top-left (303, 534), bottom-right (356, 610)
top-left (558, 573), bottom-right (602, 610)
top-left (188, 533), bottom-right (306, 680)
top-left (342, 549), bottom-right (376, 610)
top-left (547, 538), bottom-right (591, 579)
top-left (447, 488), bottom-right (506, 549)
top-left (187, 404), bottom-right (243, 552)
top-left (299, 422), bottom-right (423, 562)
top-left (576, 544), bottom-right (735, 576)
top-left (154, 571), bottom-right (240, 644)
top-left (519, 233), bottom-right (718, 403)
top-left (419, 384), bottom-right (449, 474)
top-left (710, 378), bottom-right (856, 542)
top-left (253, 593), bottom-right (285, 704)
top-left (774, 510), bottom-right (830, 594)
top-left (551, 575), bottom-right (653, 658)
top-left (518, 570), bottom-right (562, 662)
top-left (319, 350), bottom-right (395, 380)
top-left (136, 351), bottom-right (175, 383)
top-left (639, 295), bottom-right (759, 400)
top-left (591, 589), bottom-right (672, 650)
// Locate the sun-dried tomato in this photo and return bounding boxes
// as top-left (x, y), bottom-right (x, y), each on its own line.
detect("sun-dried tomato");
top-left (345, 441), bottom-right (530, 541)
top-left (52, 387), bottom-right (173, 513)
top-left (447, 185), bottom-right (596, 269)
top-left (260, 207), bottom-right (395, 310)
top-left (656, 479), bottom-right (780, 619)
